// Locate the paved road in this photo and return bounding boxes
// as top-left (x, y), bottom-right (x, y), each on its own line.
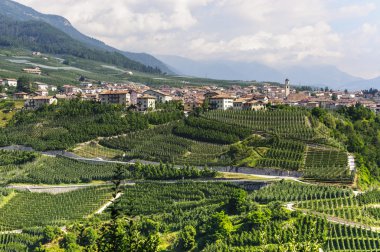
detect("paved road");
top-left (7, 179), bottom-right (271, 193)
top-left (0, 145), bottom-right (304, 179)
top-left (7, 182), bottom-right (137, 194)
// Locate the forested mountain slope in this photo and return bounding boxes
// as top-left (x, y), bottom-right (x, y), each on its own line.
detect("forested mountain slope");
top-left (0, 0), bottom-right (173, 74)
top-left (0, 15), bottom-right (161, 74)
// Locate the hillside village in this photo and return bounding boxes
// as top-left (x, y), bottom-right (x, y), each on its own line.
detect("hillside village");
top-left (1, 75), bottom-right (380, 113)
top-left (2, 1), bottom-right (380, 251)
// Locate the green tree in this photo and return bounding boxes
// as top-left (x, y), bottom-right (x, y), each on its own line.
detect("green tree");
top-left (246, 208), bottom-right (272, 228)
top-left (175, 225), bottom-right (196, 251)
top-left (78, 227), bottom-right (98, 250)
top-left (42, 226), bottom-right (63, 243)
top-left (267, 201), bottom-right (290, 221)
top-left (227, 189), bottom-right (248, 214)
top-left (205, 211), bottom-right (233, 242)
top-left (17, 76), bottom-right (33, 93)
top-left (59, 233), bottom-right (80, 252)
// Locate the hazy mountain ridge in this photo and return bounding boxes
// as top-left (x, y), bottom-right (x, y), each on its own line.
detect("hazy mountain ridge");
top-left (158, 55), bottom-right (380, 90)
top-left (156, 55), bottom-right (284, 82)
top-left (0, 0), bottom-right (173, 74)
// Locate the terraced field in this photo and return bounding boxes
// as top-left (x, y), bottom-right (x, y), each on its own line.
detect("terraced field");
top-left (99, 124), bottom-right (230, 166)
top-left (97, 110), bottom-right (352, 183)
top-left (304, 147), bottom-right (351, 182)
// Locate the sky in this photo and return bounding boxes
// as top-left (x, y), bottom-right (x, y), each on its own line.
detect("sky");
top-left (14, 0), bottom-right (380, 79)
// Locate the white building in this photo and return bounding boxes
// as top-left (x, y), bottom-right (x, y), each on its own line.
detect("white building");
top-left (80, 82), bottom-right (93, 88)
top-left (137, 95), bottom-right (156, 111)
top-left (99, 90), bottom-right (131, 106)
top-left (35, 83), bottom-right (49, 91)
top-left (143, 90), bottom-right (172, 103)
top-left (34, 90), bottom-right (49, 97)
top-left (233, 98), bottom-right (247, 110)
top-left (209, 95), bottom-right (234, 110)
top-left (63, 85), bottom-right (81, 95)
top-left (23, 67), bottom-right (41, 75)
top-left (3, 79), bottom-right (17, 87)
top-left (25, 96), bottom-right (57, 109)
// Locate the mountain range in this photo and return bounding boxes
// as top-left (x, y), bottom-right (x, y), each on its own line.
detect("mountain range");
top-left (0, 0), bottom-right (173, 74)
top-left (1, 0), bottom-right (380, 90)
top-left (157, 55), bottom-right (380, 90)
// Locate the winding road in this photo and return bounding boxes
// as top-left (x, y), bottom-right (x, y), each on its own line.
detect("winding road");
top-left (285, 202), bottom-right (380, 232)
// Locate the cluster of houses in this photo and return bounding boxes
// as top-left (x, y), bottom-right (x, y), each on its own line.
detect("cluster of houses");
top-left (0, 77), bottom-right (379, 113)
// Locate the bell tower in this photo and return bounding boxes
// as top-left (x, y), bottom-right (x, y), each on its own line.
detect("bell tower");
top-left (285, 78), bottom-right (290, 97)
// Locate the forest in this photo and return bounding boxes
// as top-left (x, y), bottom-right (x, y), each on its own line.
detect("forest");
top-left (311, 105), bottom-right (380, 188)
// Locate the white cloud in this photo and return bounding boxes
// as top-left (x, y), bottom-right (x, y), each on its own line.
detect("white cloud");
top-left (361, 23), bottom-right (378, 35)
top-left (13, 0), bottom-right (380, 78)
top-left (188, 22), bottom-right (342, 66)
top-left (339, 3), bottom-right (376, 17)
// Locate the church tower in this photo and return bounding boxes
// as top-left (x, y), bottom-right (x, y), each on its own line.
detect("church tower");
top-left (285, 78), bottom-right (290, 97)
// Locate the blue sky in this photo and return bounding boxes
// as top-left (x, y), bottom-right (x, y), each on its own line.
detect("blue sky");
top-left (15, 0), bottom-right (380, 79)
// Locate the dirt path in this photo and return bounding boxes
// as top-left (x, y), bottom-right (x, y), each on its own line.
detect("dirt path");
top-left (95, 192), bottom-right (123, 214)
top-left (7, 183), bottom-right (105, 194)
top-left (0, 230), bottom-right (22, 235)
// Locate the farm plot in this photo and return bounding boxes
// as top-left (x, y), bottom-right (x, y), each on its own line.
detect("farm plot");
top-left (0, 227), bottom-right (44, 252)
top-left (99, 124), bottom-right (229, 166)
top-left (12, 156), bottom-right (119, 184)
top-left (0, 186), bottom-right (112, 229)
top-left (326, 223), bottom-right (380, 251)
top-left (256, 139), bottom-right (306, 171)
top-left (297, 189), bottom-right (380, 227)
top-left (304, 147), bottom-right (352, 182)
top-left (251, 180), bottom-right (352, 203)
top-left (202, 110), bottom-right (318, 141)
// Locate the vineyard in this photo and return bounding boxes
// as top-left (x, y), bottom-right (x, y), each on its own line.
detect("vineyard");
top-left (0, 227), bottom-right (45, 252)
top-left (114, 181), bottom-right (380, 251)
top-left (91, 109), bottom-right (354, 183)
top-left (256, 139), bottom-right (306, 171)
top-left (304, 147), bottom-right (352, 182)
top-left (326, 223), bottom-right (380, 251)
top-left (0, 180), bottom-right (379, 251)
top-left (9, 155), bottom-right (217, 184)
top-left (12, 155), bottom-right (119, 184)
top-left (99, 124), bottom-right (230, 166)
top-left (119, 182), bottom-right (237, 216)
top-left (297, 189), bottom-right (380, 227)
top-left (251, 180), bottom-right (352, 203)
top-left (251, 181), bottom-right (380, 228)
top-left (0, 186), bottom-right (112, 229)
top-left (202, 109), bottom-right (321, 141)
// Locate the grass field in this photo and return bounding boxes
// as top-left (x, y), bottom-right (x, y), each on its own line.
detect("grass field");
top-left (0, 100), bottom-right (24, 127)
top-left (72, 141), bottom-right (124, 159)
top-left (216, 172), bottom-right (278, 181)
